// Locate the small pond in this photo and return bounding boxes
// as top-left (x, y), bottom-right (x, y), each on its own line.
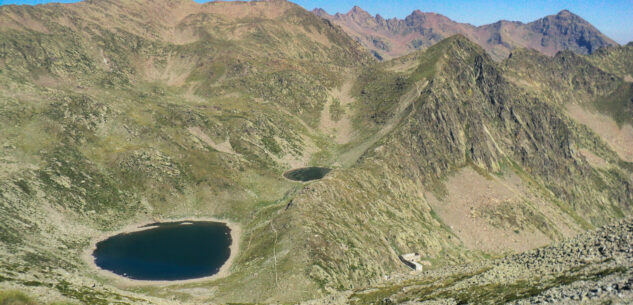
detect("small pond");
top-left (93, 221), bottom-right (231, 281)
top-left (283, 167), bottom-right (331, 182)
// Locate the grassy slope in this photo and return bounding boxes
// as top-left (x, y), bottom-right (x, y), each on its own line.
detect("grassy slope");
top-left (0, 0), bottom-right (372, 303)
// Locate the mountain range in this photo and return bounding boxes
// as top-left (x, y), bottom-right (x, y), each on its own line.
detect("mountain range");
top-left (313, 6), bottom-right (619, 60)
top-left (0, 0), bottom-right (632, 304)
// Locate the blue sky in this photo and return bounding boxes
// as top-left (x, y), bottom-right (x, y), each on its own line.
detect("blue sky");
top-left (1, 0), bottom-right (631, 44)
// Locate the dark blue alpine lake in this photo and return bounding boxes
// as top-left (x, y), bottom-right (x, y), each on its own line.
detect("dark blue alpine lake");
top-left (93, 221), bottom-right (232, 281)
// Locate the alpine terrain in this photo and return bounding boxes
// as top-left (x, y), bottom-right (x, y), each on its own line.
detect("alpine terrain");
top-left (0, 0), bottom-right (632, 304)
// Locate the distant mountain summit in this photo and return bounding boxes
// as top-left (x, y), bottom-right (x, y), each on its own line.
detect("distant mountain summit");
top-left (313, 6), bottom-right (618, 60)
top-left (527, 9), bottom-right (617, 54)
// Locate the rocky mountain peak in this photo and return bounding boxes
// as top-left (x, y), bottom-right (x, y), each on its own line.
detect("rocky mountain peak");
top-left (348, 5), bottom-right (366, 14)
top-left (528, 10), bottom-right (618, 55)
top-left (556, 9), bottom-right (574, 17)
top-left (347, 5), bottom-right (372, 18)
top-left (312, 7), bottom-right (328, 17)
top-left (313, 5), bottom-right (618, 60)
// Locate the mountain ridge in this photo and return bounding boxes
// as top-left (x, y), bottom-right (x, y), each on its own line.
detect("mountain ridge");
top-left (313, 6), bottom-right (618, 60)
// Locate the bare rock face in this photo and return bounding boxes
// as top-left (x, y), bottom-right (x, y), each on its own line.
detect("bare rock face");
top-left (529, 10), bottom-right (618, 55)
top-left (313, 7), bottom-right (618, 60)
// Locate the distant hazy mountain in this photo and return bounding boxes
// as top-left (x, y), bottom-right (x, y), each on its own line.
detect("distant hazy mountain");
top-left (313, 6), bottom-right (618, 60)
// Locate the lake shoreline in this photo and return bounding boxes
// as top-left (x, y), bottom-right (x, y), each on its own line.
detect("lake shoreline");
top-left (82, 216), bottom-right (241, 287)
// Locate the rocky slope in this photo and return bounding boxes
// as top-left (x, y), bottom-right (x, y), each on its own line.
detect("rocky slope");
top-left (313, 7), bottom-right (618, 60)
top-left (305, 217), bottom-right (633, 304)
top-left (0, 0), bottom-right (632, 304)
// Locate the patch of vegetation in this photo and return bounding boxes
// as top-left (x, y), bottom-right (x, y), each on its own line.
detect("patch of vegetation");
top-left (410, 42), bottom-right (444, 82)
top-left (370, 36), bottom-right (391, 52)
top-left (21, 281), bottom-right (45, 287)
top-left (329, 98), bottom-right (344, 122)
top-left (37, 146), bottom-right (134, 217)
top-left (261, 136), bottom-right (283, 156)
top-left (410, 39), bottom-right (426, 49)
top-left (593, 82), bottom-right (633, 127)
top-left (413, 264), bottom-right (627, 304)
top-left (237, 70), bottom-right (329, 127)
top-left (479, 200), bottom-right (554, 236)
top-left (55, 281), bottom-right (139, 305)
top-left (349, 267), bottom-right (491, 304)
top-left (352, 67), bottom-right (411, 126)
top-left (13, 180), bottom-right (32, 195)
top-left (0, 290), bottom-right (38, 305)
